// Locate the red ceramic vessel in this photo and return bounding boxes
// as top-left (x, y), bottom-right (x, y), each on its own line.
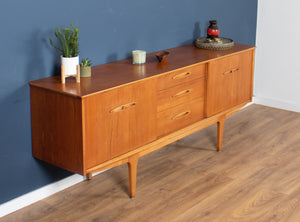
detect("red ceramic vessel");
top-left (207, 20), bottom-right (220, 38)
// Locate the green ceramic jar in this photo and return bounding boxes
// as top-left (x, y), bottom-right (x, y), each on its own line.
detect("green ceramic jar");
top-left (80, 66), bottom-right (91, 77)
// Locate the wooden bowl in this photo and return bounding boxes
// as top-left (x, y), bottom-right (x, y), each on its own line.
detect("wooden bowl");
top-left (155, 51), bottom-right (170, 62)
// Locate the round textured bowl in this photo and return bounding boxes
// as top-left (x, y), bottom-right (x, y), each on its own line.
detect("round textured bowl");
top-left (194, 37), bottom-right (234, 50)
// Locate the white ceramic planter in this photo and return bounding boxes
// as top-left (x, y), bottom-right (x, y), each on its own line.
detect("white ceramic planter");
top-left (61, 56), bottom-right (79, 75)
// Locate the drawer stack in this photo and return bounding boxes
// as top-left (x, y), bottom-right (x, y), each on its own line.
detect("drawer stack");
top-left (157, 64), bottom-right (206, 137)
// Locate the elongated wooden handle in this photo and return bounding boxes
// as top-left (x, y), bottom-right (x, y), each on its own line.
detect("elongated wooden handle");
top-left (172, 72), bottom-right (191, 80)
top-left (223, 68), bottom-right (239, 75)
top-left (172, 89), bottom-right (191, 98)
top-left (110, 102), bottom-right (137, 113)
top-left (171, 111), bottom-right (190, 120)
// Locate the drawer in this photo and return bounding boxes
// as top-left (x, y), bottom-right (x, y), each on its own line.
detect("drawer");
top-left (157, 77), bottom-right (205, 112)
top-left (212, 53), bottom-right (240, 75)
top-left (157, 98), bottom-right (204, 137)
top-left (157, 63), bottom-right (206, 90)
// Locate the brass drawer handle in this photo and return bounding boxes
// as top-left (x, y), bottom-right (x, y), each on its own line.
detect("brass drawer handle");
top-left (171, 111), bottom-right (190, 120)
top-left (110, 102), bottom-right (137, 113)
top-left (172, 89), bottom-right (191, 98)
top-left (223, 68), bottom-right (240, 75)
top-left (172, 72), bottom-right (191, 80)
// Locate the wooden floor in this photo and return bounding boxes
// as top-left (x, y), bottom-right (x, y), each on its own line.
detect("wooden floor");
top-left (2, 104), bottom-right (300, 222)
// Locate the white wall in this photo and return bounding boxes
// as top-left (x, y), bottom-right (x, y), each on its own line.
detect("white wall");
top-left (254, 0), bottom-right (300, 112)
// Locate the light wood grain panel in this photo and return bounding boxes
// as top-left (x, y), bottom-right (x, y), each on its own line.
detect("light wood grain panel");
top-left (157, 63), bottom-right (206, 91)
top-left (86, 102), bottom-right (246, 176)
top-left (157, 98), bottom-right (204, 137)
top-left (206, 50), bottom-right (254, 117)
top-left (30, 86), bottom-right (84, 174)
top-left (83, 79), bottom-right (157, 169)
top-left (157, 77), bottom-right (205, 112)
top-left (28, 44), bottom-right (254, 98)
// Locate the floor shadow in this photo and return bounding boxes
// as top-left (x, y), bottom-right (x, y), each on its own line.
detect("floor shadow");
top-left (110, 165), bottom-right (129, 195)
top-left (170, 142), bottom-right (216, 152)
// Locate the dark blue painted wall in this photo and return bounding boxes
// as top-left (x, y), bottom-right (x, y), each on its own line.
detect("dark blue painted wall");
top-left (0, 0), bottom-right (257, 204)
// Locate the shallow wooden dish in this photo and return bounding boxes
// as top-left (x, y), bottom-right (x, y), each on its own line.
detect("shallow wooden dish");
top-left (155, 51), bottom-right (170, 62)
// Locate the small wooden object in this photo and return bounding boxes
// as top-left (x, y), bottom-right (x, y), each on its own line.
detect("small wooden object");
top-left (155, 51), bottom-right (170, 62)
top-left (61, 65), bottom-right (80, 84)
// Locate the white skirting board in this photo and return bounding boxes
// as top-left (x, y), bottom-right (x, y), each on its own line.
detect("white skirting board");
top-left (1, 98), bottom-right (298, 218)
top-left (0, 171), bottom-right (104, 218)
top-left (0, 174), bottom-right (85, 218)
top-left (253, 96), bottom-right (300, 113)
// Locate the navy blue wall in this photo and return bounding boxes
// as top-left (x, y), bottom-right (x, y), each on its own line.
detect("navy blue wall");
top-left (0, 0), bottom-right (257, 204)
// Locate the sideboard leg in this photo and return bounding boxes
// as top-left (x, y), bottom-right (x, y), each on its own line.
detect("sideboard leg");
top-left (128, 155), bottom-right (139, 198)
top-left (217, 117), bottom-right (226, 152)
top-left (61, 65), bottom-right (66, 84)
top-left (76, 65), bottom-right (80, 83)
top-left (87, 173), bottom-right (93, 180)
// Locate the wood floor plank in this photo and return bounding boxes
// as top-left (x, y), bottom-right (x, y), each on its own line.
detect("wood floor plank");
top-left (218, 189), bottom-right (286, 222)
top-left (1, 104), bottom-right (300, 222)
top-left (172, 166), bottom-right (279, 222)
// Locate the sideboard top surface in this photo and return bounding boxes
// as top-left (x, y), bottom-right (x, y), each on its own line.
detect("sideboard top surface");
top-left (29, 43), bottom-right (255, 98)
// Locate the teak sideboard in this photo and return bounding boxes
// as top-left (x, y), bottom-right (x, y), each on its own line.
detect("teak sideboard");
top-left (29, 44), bottom-right (255, 197)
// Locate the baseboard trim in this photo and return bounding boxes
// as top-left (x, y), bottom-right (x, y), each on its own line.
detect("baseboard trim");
top-left (0, 174), bottom-right (84, 217)
top-left (253, 96), bottom-right (300, 113)
top-left (0, 170), bottom-right (104, 218)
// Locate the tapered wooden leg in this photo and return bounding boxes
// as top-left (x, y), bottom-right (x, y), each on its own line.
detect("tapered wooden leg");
top-left (217, 116), bottom-right (226, 152)
top-left (61, 65), bottom-right (65, 84)
top-left (128, 155), bottom-right (139, 198)
top-left (76, 65), bottom-right (80, 83)
top-left (87, 173), bottom-right (93, 180)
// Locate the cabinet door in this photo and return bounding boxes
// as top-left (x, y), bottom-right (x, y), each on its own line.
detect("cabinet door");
top-left (83, 80), bottom-right (157, 169)
top-left (205, 50), bottom-right (254, 117)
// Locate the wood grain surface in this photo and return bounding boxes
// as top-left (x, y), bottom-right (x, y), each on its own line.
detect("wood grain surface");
top-left (157, 98), bottom-right (204, 137)
top-left (30, 86), bottom-right (84, 174)
top-left (28, 44), bottom-right (254, 98)
top-left (157, 77), bottom-right (205, 112)
top-left (4, 104), bottom-right (300, 222)
top-left (83, 79), bottom-right (157, 169)
top-left (205, 50), bottom-right (253, 117)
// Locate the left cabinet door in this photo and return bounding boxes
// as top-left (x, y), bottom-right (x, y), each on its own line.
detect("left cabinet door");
top-left (83, 79), bottom-right (157, 169)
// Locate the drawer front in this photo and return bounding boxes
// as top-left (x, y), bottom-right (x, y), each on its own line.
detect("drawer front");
top-left (157, 98), bottom-right (204, 137)
top-left (157, 63), bottom-right (206, 90)
top-left (157, 77), bottom-right (205, 112)
top-left (213, 53), bottom-right (240, 74)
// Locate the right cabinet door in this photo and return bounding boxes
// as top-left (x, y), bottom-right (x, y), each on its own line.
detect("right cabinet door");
top-left (205, 50), bottom-right (254, 117)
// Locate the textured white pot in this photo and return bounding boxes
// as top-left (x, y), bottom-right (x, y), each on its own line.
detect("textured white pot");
top-left (61, 56), bottom-right (79, 75)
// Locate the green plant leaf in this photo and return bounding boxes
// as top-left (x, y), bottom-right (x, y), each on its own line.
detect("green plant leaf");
top-left (49, 24), bottom-right (79, 57)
